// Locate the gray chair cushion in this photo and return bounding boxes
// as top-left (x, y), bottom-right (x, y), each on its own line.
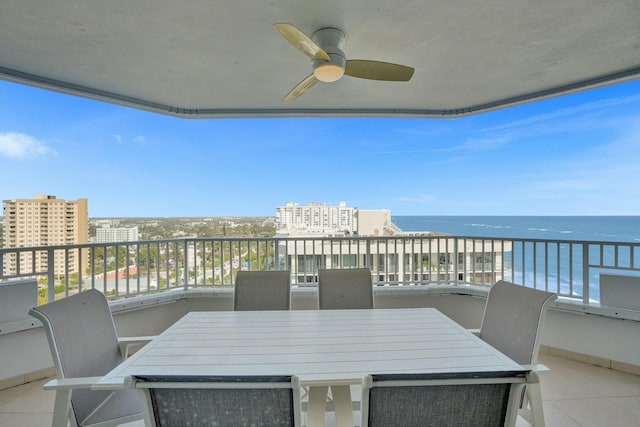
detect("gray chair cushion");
top-left (479, 280), bottom-right (557, 365)
top-left (318, 268), bottom-right (374, 309)
top-left (135, 375), bottom-right (297, 427)
top-left (234, 270), bottom-right (291, 311)
top-left (29, 289), bottom-right (141, 426)
top-left (369, 383), bottom-right (510, 426)
top-left (364, 371), bottom-right (526, 427)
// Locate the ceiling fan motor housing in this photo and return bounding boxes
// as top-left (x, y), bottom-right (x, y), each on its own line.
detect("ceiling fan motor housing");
top-left (312, 27), bottom-right (347, 78)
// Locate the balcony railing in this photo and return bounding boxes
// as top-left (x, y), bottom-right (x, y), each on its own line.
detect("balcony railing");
top-left (1, 235), bottom-right (639, 306)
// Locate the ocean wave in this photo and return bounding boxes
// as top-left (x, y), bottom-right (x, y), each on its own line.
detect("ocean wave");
top-left (465, 223), bottom-right (512, 229)
top-left (393, 216), bottom-right (640, 242)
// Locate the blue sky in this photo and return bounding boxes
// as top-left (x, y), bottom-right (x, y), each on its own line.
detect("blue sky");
top-left (1, 79), bottom-right (640, 217)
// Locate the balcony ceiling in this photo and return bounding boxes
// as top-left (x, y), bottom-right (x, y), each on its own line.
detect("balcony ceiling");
top-left (1, 0), bottom-right (639, 119)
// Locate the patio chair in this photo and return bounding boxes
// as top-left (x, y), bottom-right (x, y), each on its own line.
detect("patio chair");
top-left (477, 280), bottom-right (557, 426)
top-left (29, 289), bottom-right (155, 427)
top-left (361, 370), bottom-right (535, 427)
top-left (133, 374), bottom-right (302, 427)
top-left (234, 270), bottom-right (291, 310)
top-left (318, 267), bottom-right (374, 310)
top-left (314, 268), bottom-right (374, 423)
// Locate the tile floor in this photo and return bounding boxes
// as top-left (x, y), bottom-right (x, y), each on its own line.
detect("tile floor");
top-left (1, 352), bottom-right (639, 426)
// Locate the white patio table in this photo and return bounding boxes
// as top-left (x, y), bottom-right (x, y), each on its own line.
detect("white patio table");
top-left (95, 308), bottom-right (525, 427)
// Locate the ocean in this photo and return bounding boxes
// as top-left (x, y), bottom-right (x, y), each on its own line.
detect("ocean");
top-left (391, 216), bottom-right (640, 300)
top-left (392, 216), bottom-right (640, 243)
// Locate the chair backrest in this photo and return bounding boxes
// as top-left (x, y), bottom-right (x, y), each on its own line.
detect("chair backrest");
top-left (479, 280), bottom-right (557, 365)
top-left (318, 268), bottom-right (374, 309)
top-left (29, 289), bottom-right (130, 426)
top-left (234, 270), bottom-right (291, 311)
top-left (361, 370), bottom-right (530, 427)
top-left (134, 374), bottom-right (301, 427)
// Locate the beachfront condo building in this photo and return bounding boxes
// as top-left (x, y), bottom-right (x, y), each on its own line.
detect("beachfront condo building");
top-left (275, 202), bottom-right (510, 284)
top-left (276, 202), bottom-right (358, 235)
top-left (2, 195), bottom-right (89, 277)
top-left (276, 202), bottom-right (403, 236)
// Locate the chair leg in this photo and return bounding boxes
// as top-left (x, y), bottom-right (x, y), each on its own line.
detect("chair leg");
top-left (519, 383), bottom-right (545, 427)
top-left (137, 388), bottom-right (156, 427)
top-left (527, 382), bottom-right (546, 427)
top-left (51, 389), bottom-right (72, 427)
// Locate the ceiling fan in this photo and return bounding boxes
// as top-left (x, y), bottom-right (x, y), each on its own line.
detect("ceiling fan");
top-left (273, 23), bottom-right (415, 101)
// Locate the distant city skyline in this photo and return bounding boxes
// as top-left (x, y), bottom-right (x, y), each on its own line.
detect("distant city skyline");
top-left (1, 79), bottom-right (640, 217)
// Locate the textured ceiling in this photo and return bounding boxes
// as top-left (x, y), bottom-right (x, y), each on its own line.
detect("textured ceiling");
top-left (1, 0), bottom-right (639, 118)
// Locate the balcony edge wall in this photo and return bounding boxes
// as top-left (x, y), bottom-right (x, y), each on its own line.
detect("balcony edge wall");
top-left (1, 286), bottom-right (638, 389)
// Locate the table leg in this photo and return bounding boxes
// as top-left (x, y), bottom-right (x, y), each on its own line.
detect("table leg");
top-left (307, 386), bottom-right (329, 427)
top-left (330, 385), bottom-right (355, 427)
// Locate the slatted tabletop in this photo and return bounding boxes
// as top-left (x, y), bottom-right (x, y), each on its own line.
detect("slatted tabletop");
top-left (96, 308), bottom-right (524, 388)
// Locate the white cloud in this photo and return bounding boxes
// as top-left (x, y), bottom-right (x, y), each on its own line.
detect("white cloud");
top-left (0, 132), bottom-right (52, 159)
top-left (483, 93), bottom-right (640, 133)
top-left (111, 134), bottom-right (146, 144)
top-left (453, 135), bottom-right (510, 152)
top-left (498, 121), bottom-right (640, 214)
top-left (465, 94), bottom-right (640, 153)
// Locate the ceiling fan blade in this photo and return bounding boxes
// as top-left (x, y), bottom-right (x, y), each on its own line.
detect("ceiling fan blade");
top-left (273, 23), bottom-right (331, 62)
top-left (283, 74), bottom-right (319, 102)
top-left (344, 60), bottom-right (415, 81)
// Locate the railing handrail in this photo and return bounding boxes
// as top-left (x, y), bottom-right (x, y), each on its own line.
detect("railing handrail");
top-left (2, 235), bottom-right (639, 305)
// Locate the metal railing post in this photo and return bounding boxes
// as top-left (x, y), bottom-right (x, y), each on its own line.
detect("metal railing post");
top-left (582, 243), bottom-right (590, 304)
top-left (453, 239), bottom-right (459, 284)
top-left (183, 239), bottom-right (189, 291)
top-left (47, 248), bottom-right (55, 302)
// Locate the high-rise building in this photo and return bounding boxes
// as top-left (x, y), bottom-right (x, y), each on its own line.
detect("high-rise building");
top-left (2, 195), bottom-right (89, 277)
top-left (275, 202), bottom-right (399, 236)
top-left (95, 226), bottom-right (139, 243)
top-left (276, 202), bottom-right (358, 235)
